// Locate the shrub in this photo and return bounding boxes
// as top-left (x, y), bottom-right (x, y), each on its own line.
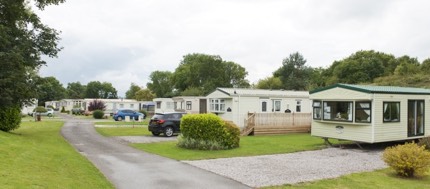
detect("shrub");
top-left (61, 106), bottom-right (66, 113)
top-left (222, 121), bottom-right (240, 149)
top-left (178, 114), bottom-right (240, 150)
top-left (0, 105), bottom-right (21, 132)
top-left (88, 100), bottom-right (106, 111)
top-left (177, 135), bottom-right (226, 150)
top-left (383, 142), bottom-right (430, 177)
top-left (418, 136), bottom-right (430, 151)
top-left (34, 106), bottom-right (47, 113)
top-left (93, 110), bottom-right (104, 119)
top-left (139, 110), bottom-right (147, 118)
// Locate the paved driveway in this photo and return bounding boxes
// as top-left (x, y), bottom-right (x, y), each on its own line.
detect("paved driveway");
top-left (60, 114), bottom-right (250, 189)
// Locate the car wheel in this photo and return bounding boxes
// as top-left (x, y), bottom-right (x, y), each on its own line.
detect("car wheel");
top-left (164, 126), bottom-right (174, 137)
top-left (47, 113), bottom-right (52, 117)
top-left (152, 132), bottom-right (160, 136)
top-left (117, 116), bottom-right (123, 121)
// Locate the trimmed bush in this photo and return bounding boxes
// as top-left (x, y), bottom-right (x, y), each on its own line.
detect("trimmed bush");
top-left (0, 105), bottom-right (21, 132)
top-left (383, 142), bottom-right (430, 177)
top-left (222, 121), bottom-right (240, 149)
top-left (60, 106), bottom-right (66, 113)
top-left (178, 114), bottom-right (240, 150)
top-left (93, 110), bottom-right (104, 119)
top-left (418, 136), bottom-right (430, 151)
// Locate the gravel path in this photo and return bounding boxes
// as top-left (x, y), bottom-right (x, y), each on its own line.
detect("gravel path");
top-left (183, 148), bottom-right (387, 188)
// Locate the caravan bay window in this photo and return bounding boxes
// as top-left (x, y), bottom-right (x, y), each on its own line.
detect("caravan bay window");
top-left (314, 100), bottom-right (372, 123)
top-left (323, 101), bottom-right (353, 122)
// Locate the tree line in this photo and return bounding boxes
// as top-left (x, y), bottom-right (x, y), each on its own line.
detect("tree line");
top-left (37, 50), bottom-right (430, 106)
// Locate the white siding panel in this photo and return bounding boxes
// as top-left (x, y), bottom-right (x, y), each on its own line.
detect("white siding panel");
top-left (311, 88), bottom-right (372, 100)
top-left (311, 121), bottom-right (373, 142)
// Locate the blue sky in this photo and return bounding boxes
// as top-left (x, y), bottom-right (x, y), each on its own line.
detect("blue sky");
top-left (35, 0), bottom-right (430, 97)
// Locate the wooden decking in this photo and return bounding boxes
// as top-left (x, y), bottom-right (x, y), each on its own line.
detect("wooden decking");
top-left (241, 113), bottom-right (311, 136)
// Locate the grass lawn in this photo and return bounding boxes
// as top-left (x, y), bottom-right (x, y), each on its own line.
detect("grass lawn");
top-left (95, 120), bottom-right (149, 125)
top-left (266, 169), bottom-right (430, 189)
top-left (96, 126), bottom-right (151, 136)
top-left (131, 134), bottom-right (330, 160)
top-left (0, 120), bottom-right (114, 189)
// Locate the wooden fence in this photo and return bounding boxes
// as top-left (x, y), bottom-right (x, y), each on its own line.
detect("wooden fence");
top-left (242, 113), bottom-right (311, 135)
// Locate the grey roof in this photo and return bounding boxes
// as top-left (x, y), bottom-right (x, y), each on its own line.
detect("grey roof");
top-left (310, 83), bottom-right (430, 95)
top-left (217, 88), bottom-right (309, 98)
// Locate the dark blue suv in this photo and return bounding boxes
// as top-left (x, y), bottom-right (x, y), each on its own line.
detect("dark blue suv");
top-left (113, 109), bottom-right (145, 121)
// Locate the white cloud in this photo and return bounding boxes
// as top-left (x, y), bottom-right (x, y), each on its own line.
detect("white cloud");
top-left (35, 0), bottom-right (430, 96)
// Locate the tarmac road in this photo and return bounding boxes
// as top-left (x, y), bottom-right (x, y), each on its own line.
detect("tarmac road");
top-left (60, 114), bottom-right (250, 189)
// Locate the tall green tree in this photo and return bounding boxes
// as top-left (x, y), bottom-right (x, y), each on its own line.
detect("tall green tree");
top-left (125, 83), bottom-right (141, 99)
top-left (274, 52), bottom-right (312, 90)
top-left (421, 58), bottom-right (430, 73)
top-left (85, 81), bottom-right (118, 99)
top-left (172, 53), bottom-right (249, 95)
top-left (394, 55), bottom-right (420, 76)
top-left (134, 89), bottom-right (156, 101)
top-left (0, 0), bottom-right (64, 131)
top-left (327, 50), bottom-right (391, 84)
top-left (255, 76), bottom-right (283, 90)
top-left (66, 82), bottom-right (86, 99)
top-left (36, 76), bottom-right (66, 106)
top-left (147, 71), bottom-right (175, 98)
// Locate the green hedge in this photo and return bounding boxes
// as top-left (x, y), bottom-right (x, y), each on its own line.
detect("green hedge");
top-left (179, 114), bottom-right (240, 150)
top-left (0, 105), bottom-right (21, 132)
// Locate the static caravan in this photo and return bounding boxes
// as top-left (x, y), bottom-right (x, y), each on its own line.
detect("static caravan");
top-left (206, 88), bottom-right (311, 129)
top-left (172, 96), bottom-right (207, 114)
top-left (153, 98), bottom-right (175, 113)
top-left (310, 83), bottom-right (430, 143)
top-left (83, 98), bottom-right (141, 114)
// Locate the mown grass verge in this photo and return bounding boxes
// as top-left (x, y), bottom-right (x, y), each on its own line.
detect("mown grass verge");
top-left (265, 168), bottom-right (430, 189)
top-left (131, 134), bottom-right (329, 160)
top-left (0, 120), bottom-right (114, 189)
top-left (95, 126), bottom-right (151, 136)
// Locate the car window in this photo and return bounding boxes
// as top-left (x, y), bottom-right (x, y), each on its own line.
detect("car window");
top-left (151, 114), bottom-right (164, 119)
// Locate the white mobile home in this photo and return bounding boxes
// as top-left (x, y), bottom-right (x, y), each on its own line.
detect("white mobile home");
top-left (172, 96), bottom-right (207, 114)
top-left (206, 88), bottom-right (311, 129)
top-left (310, 83), bottom-right (430, 143)
top-left (153, 98), bottom-right (175, 113)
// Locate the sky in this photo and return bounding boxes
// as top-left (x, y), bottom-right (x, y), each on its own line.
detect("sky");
top-left (35, 0), bottom-right (430, 97)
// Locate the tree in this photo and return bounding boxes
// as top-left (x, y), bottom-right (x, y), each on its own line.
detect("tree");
top-left (274, 52), bottom-right (312, 90)
top-left (66, 82), bottom-right (86, 99)
top-left (326, 50), bottom-right (390, 84)
top-left (35, 76), bottom-right (66, 106)
top-left (255, 76), bottom-right (283, 89)
top-left (147, 71), bottom-right (175, 98)
top-left (85, 81), bottom-right (118, 99)
top-left (125, 83), bottom-right (141, 99)
top-left (223, 61), bottom-right (250, 88)
top-left (394, 55), bottom-right (420, 76)
top-left (421, 58), bottom-right (430, 73)
top-left (134, 89), bottom-right (156, 101)
top-left (172, 53), bottom-right (249, 95)
top-left (0, 1), bottom-right (63, 106)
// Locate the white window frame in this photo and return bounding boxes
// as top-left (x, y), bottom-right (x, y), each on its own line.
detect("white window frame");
top-left (210, 99), bottom-right (225, 112)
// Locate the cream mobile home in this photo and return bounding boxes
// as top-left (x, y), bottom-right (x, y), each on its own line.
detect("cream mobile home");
top-left (310, 84), bottom-right (430, 143)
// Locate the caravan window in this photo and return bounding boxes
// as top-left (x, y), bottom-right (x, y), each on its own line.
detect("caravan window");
top-left (312, 101), bottom-right (321, 119)
top-left (355, 101), bottom-right (371, 123)
top-left (383, 102), bottom-right (400, 122)
top-left (210, 99), bottom-right (225, 112)
top-left (323, 101), bottom-right (353, 122)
